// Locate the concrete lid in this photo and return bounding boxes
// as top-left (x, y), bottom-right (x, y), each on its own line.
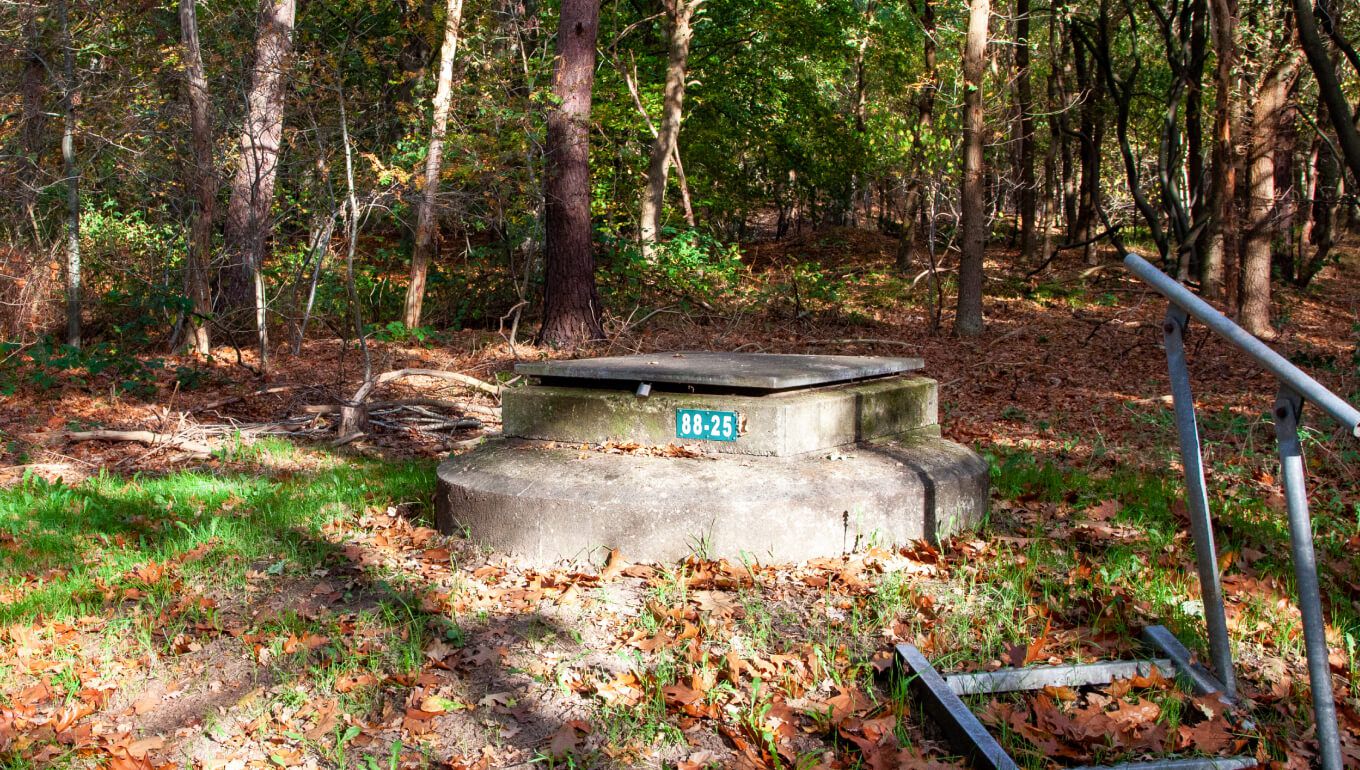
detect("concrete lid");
top-left (515, 352), bottom-right (923, 390)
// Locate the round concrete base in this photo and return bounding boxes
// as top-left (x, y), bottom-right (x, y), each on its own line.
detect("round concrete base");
top-left (435, 437), bottom-right (989, 566)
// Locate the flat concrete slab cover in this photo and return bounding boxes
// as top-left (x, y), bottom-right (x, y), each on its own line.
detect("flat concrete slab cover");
top-left (515, 352), bottom-right (924, 391)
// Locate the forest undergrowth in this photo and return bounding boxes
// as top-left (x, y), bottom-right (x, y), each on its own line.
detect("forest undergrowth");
top-left (1, 231), bottom-right (1359, 769)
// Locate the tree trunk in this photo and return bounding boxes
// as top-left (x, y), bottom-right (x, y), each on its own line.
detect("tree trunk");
top-left (1072, 34), bottom-right (1104, 265)
top-left (639, 0), bottom-right (700, 259)
top-left (1055, 29), bottom-right (1077, 242)
top-left (403, 0), bottom-right (465, 329)
top-left (221, 0), bottom-right (295, 364)
top-left (896, 0), bottom-right (937, 271)
top-left (538, 0), bottom-right (604, 347)
top-left (1271, 86), bottom-right (1299, 281)
top-left (18, 1), bottom-right (45, 248)
top-left (59, 0), bottom-right (81, 349)
top-left (180, 0), bottom-right (215, 355)
top-left (1184, 0), bottom-right (1209, 278)
top-left (1014, 0), bottom-right (1036, 261)
top-left (1202, 0), bottom-right (1237, 298)
top-left (1239, 50), bottom-right (1299, 337)
top-left (1301, 100), bottom-right (1339, 287)
top-left (956, 0), bottom-right (989, 337)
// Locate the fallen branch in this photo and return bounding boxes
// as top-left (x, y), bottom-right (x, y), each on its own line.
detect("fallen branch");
top-left (378, 398), bottom-right (500, 419)
top-left (66, 430), bottom-right (214, 456)
top-left (352, 368), bottom-right (500, 404)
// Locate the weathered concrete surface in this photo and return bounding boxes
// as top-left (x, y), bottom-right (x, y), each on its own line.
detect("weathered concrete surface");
top-left (503, 375), bottom-right (938, 457)
top-left (435, 436), bottom-right (987, 566)
top-left (516, 352), bottom-right (923, 390)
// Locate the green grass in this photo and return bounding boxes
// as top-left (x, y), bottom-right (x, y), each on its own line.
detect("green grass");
top-left (0, 447), bottom-right (445, 768)
top-left (0, 456), bottom-right (433, 625)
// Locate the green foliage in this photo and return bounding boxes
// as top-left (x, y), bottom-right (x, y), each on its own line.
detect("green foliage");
top-left (368, 321), bottom-right (437, 345)
top-left (0, 337), bottom-right (206, 399)
top-left (599, 228), bottom-right (746, 305)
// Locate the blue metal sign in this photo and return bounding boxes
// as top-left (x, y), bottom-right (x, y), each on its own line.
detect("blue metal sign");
top-left (675, 409), bottom-right (738, 441)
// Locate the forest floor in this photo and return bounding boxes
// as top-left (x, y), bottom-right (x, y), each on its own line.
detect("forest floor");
top-left (1, 230), bottom-right (1359, 769)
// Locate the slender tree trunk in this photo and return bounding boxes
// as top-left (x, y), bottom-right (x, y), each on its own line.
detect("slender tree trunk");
top-left (1014, 0), bottom-right (1036, 261)
top-left (403, 0), bottom-right (465, 329)
top-left (848, 0), bottom-right (874, 226)
top-left (1184, 0), bottom-right (1209, 277)
top-left (956, 0), bottom-right (990, 337)
top-left (221, 0), bottom-right (296, 366)
top-left (1202, 0), bottom-right (1237, 298)
top-left (1300, 34), bottom-right (1342, 289)
top-left (1240, 50), bottom-right (1299, 337)
top-left (1301, 113), bottom-right (1339, 287)
top-left (897, 0), bottom-right (937, 271)
top-left (1073, 35), bottom-right (1104, 264)
top-left (1272, 86), bottom-right (1299, 281)
top-left (538, 0), bottom-right (604, 347)
top-left (1293, 0), bottom-right (1360, 182)
top-left (1055, 29), bottom-right (1077, 242)
top-left (59, 0), bottom-right (81, 349)
top-left (639, 0), bottom-right (700, 259)
top-left (180, 0), bottom-right (215, 355)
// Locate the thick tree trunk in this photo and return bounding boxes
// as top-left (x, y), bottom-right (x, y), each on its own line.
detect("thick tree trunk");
top-left (1202, 0), bottom-right (1237, 298)
top-left (18, 1), bottom-right (45, 247)
top-left (1239, 51), bottom-right (1299, 337)
top-left (1014, 0), bottom-right (1036, 261)
top-left (896, 0), bottom-right (937, 271)
top-left (956, 0), bottom-right (990, 337)
top-left (221, 0), bottom-right (295, 364)
top-left (538, 0), bottom-right (604, 347)
top-left (639, 0), bottom-right (700, 259)
top-left (59, 0), bottom-right (81, 349)
top-left (180, 0), bottom-right (215, 355)
top-left (403, 0), bottom-right (465, 329)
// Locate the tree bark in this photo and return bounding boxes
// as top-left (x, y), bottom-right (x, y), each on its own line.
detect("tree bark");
top-left (1202, 0), bottom-right (1237, 298)
top-left (1014, 0), bottom-right (1037, 261)
top-left (59, 0), bottom-right (81, 349)
top-left (956, 0), bottom-right (990, 337)
top-left (1239, 49), bottom-right (1299, 337)
top-left (221, 0), bottom-right (296, 364)
top-left (639, 0), bottom-right (701, 259)
top-left (403, 0), bottom-right (466, 329)
top-left (18, 1), bottom-right (45, 248)
top-left (180, 0), bottom-right (215, 355)
top-left (538, 0), bottom-right (604, 347)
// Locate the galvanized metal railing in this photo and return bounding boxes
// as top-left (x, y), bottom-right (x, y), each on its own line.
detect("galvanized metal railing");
top-left (1125, 253), bottom-right (1360, 770)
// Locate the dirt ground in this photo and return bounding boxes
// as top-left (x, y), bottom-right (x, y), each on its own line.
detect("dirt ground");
top-left (2, 235), bottom-right (1359, 769)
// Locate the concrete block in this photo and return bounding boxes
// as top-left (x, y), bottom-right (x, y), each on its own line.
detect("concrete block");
top-left (502, 375), bottom-right (938, 457)
top-left (435, 435), bottom-right (988, 567)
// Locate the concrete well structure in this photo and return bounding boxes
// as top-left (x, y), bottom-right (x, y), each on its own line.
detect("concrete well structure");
top-left (435, 352), bottom-right (988, 566)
